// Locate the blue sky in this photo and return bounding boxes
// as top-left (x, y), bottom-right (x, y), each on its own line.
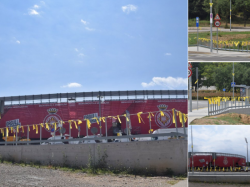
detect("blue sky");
top-left (188, 126), bottom-right (250, 159)
top-left (0, 0), bottom-right (187, 97)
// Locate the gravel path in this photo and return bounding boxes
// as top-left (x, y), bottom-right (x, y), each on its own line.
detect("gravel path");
top-left (0, 163), bottom-right (187, 187)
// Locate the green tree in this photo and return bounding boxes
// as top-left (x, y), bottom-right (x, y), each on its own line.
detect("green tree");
top-left (235, 0), bottom-right (250, 27)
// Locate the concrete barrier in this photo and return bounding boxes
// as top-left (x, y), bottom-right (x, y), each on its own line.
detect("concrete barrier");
top-left (189, 176), bottom-right (250, 183)
top-left (0, 139), bottom-right (187, 175)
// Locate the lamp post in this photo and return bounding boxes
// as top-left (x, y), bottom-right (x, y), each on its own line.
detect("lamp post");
top-left (245, 138), bottom-right (248, 167)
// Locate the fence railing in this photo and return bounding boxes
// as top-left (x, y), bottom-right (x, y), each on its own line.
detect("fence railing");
top-left (208, 98), bottom-right (250, 116)
top-left (194, 39), bottom-right (250, 52)
top-left (0, 131), bottom-right (187, 146)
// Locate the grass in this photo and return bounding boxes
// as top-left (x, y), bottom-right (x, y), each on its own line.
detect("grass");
top-left (189, 31), bottom-right (250, 46)
top-left (189, 18), bottom-right (250, 27)
top-left (0, 158), bottom-right (187, 178)
top-left (191, 113), bottom-right (250, 125)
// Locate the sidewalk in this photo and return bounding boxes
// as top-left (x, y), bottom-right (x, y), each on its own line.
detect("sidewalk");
top-left (189, 46), bottom-right (250, 56)
top-left (188, 107), bottom-right (208, 125)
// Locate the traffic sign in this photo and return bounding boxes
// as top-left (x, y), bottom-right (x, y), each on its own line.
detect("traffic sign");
top-left (188, 62), bottom-right (192, 68)
top-left (214, 14), bottom-right (221, 20)
top-left (214, 20), bottom-right (221, 27)
top-left (223, 88), bottom-right (226, 92)
top-left (188, 68), bottom-right (192, 78)
top-left (231, 82), bottom-right (236, 87)
top-left (210, 13), bottom-right (213, 23)
top-left (196, 17), bottom-right (199, 27)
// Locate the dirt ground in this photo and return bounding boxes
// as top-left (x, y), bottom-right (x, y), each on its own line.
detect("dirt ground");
top-left (189, 182), bottom-right (250, 187)
top-left (0, 163), bottom-right (187, 187)
top-left (212, 34), bottom-right (250, 41)
top-left (191, 113), bottom-right (250, 125)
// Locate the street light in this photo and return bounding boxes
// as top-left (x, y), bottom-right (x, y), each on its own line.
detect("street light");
top-left (245, 137), bottom-right (248, 167)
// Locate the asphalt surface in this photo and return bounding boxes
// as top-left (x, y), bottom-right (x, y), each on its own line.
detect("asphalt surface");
top-left (188, 27), bottom-right (250, 33)
top-left (190, 100), bottom-right (208, 110)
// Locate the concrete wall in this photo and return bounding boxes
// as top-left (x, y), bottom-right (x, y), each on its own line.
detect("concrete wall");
top-left (189, 176), bottom-right (250, 183)
top-left (0, 140), bottom-right (187, 175)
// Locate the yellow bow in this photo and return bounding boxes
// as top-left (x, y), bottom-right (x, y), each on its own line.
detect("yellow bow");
top-left (36, 125), bottom-right (38, 134)
top-left (86, 119), bottom-right (91, 129)
top-left (123, 114), bottom-right (129, 121)
top-left (78, 120), bottom-right (82, 125)
top-left (137, 112), bottom-right (144, 124)
top-left (172, 108), bottom-right (176, 125)
top-left (117, 115), bottom-right (121, 123)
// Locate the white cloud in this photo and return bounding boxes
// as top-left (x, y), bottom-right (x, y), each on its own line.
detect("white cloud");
top-left (122, 4), bottom-right (137, 13)
top-left (165, 53), bottom-right (171, 56)
top-left (78, 53), bottom-right (84, 57)
top-left (16, 40), bottom-right (20, 44)
top-left (141, 77), bottom-right (188, 89)
top-left (81, 19), bottom-right (88, 25)
top-left (34, 5), bottom-right (39, 9)
top-left (40, 1), bottom-right (45, 5)
top-left (29, 9), bottom-right (39, 15)
top-left (85, 27), bottom-right (95, 31)
top-left (75, 48), bottom-right (78, 52)
top-left (62, 83), bottom-right (82, 88)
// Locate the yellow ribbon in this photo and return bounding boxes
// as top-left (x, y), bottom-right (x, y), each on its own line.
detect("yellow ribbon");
top-left (33, 125), bottom-right (35, 130)
top-left (147, 112), bottom-right (154, 121)
top-left (17, 125), bottom-right (19, 133)
top-left (28, 126), bottom-right (30, 132)
top-left (123, 114), bottom-right (129, 121)
top-left (11, 127), bottom-right (13, 133)
top-left (74, 121), bottom-right (77, 129)
top-left (117, 115), bottom-right (121, 123)
top-left (160, 111), bottom-right (164, 116)
top-left (137, 112), bottom-right (144, 124)
top-left (78, 120), bottom-right (82, 125)
top-left (99, 117), bottom-right (106, 123)
top-left (86, 119), bottom-right (91, 129)
top-left (36, 125), bottom-right (38, 134)
top-left (178, 112), bottom-right (183, 126)
top-left (40, 123), bottom-right (43, 128)
top-left (172, 109), bottom-right (176, 124)
top-left (93, 117), bottom-right (99, 124)
top-left (22, 126), bottom-right (24, 133)
top-left (148, 129), bottom-right (153, 133)
top-left (46, 123), bottom-right (49, 130)
top-left (6, 128), bottom-right (9, 137)
top-left (54, 123), bottom-right (57, 131)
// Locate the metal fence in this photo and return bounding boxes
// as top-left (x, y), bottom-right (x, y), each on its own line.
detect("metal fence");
top-left (195, 40), bottom-right (250, 52)
top-left (0, 131), bottom-right (187, 146)
top-left (208, 99), bottom-right (250, 116)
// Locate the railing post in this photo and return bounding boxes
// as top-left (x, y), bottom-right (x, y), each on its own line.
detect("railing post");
top-left (182, 114), bottom-right (186, 138)
top-left (69, 122), bottom-right (71, 137)
top-left (174, 109), bottom-right (178, 139)
top-left (5, 128), bottom-right (7, 146)
top-left (16, 129), bottom-right (17, 146)
top-left (208, 100), bottom-right (209, 116)
top-left (27, 126), bottom-right (29, 145)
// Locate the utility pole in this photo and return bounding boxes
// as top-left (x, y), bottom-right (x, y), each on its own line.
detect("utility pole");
top-left (246, 138), bottom-right (248, 167)
top-left (230, 0), bottom-right (231, 31)
top-left (210, 0), bottom-right (213, 53)
top-left (98, 92), bottom-right (102, 135)
top-left (233, 62), bottom-right (234, 100)
top-left (191, 125), bottom-right (194, 173)
top-left (196, 67), bottom-right (198, 111)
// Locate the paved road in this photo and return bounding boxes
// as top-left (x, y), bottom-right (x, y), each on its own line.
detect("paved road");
top-left (188, 27), bottom-right (250, 32)
top-left (188, 46), bottom-right (250, 61)
top-left (190, 100), bottom-right (208, 110)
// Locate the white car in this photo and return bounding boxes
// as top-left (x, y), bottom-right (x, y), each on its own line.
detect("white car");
top-left (41, 134), bottom-right (79, 145)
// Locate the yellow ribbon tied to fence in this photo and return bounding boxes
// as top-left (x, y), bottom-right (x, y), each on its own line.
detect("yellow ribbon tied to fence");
top-left (11, 127), bottom-right (13, 133)
top-left (86, 119), bottom-right (91, 129)
top-left (147, 112), bottom-right (154, 121)
top-left (6, 128), bottom-right (9, 137)
top-left (1, 128), bottom-right (4, 137)
top-left (137, 112), bottom-right (144, 124)
top-left (148, 129), bottom-right (153, 134)
top-left (178, 111), bottom-right (183, 125)
top-left (123, 114), bottom-right (129, 122)
top-left (93, 117), bottom-right (99, 124)
top-left (17, 125), bottom-right (19, 133)
top-left (99, 117), bottom-right (106, 123)
top-left (40, 123), bottom-right (43, 128)
top-left (172, 109), bottom-right (176, 124)
top-left (74, 121), bottom-right (77, 129)
top-left (78, 120), bottom-right (82, 125)
top-left (36, 125), bottom-right (38, 134)
top-left (160, 111), bottom-right (164, 116)
top-left (68, 120), bottom-right (72, 129)
top-left (22, 126), bottom-right (24, 133)
top-left (33, 125), bottom-right (35, 130)
top-left (28, 126), bottom-right (30, 132)
top-left (117, 115), bottom-right (121, 123)
top-left (45, 123), bottom-right (49, 130)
